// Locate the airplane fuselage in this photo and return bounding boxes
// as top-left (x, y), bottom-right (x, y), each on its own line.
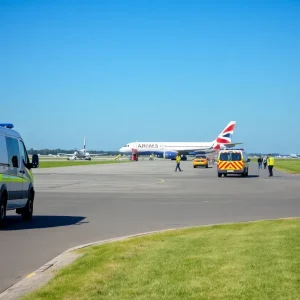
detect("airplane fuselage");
top-left (68, 149), bottom-right (92, 160)
top-left (119, 141), bottom-right (216, 157)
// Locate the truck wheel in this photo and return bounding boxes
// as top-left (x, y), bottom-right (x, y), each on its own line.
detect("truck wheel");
top-left (22, 192), bottom-right (34, 221)
top-left (0, 193), bottom-right (7, 228)
top-left (218, 173), bottom-right (222, 177)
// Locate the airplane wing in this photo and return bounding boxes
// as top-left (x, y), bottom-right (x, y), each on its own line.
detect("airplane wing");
top-left (57, 153), bottom-right (74, 156)
top-left (88, 153), bottom-right (108, 156)
top-left (176, 149), bottom-right (214, 155)
top-left (177, 143), bottom-right (243, 155)
top-left (222, 143), bottom-right (243, 148)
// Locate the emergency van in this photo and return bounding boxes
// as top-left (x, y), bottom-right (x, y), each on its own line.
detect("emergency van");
top-left (0, 123), bottom-right (39, 227)
top-left (217, 149), bottom-right (250, 177)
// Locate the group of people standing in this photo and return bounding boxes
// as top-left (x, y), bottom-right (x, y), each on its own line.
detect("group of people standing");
top-left (257, 155), bottom-right (275, 177)
top-left (257, 156), bottom-right (267, 169)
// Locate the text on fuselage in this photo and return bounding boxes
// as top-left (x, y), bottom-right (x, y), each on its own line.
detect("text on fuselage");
top-left (138, 144), bottom-right (159, 148)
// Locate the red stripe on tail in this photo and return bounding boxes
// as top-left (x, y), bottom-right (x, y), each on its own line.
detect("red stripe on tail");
top-left (216, 137), bottom-right (230, 144)
top-left (223, 124), bottom-right (235, 134)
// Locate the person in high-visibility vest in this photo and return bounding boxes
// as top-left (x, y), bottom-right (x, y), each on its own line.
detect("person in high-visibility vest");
top-left (175, 153), bottom-right (182, 172)
top-left (267, 154), bottom-right (275, 177)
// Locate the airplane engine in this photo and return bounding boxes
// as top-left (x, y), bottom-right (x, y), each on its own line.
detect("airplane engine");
top-left (74, 151), bottom-right (78, 156)
top-left (163, 151), bottom-right (177, 160)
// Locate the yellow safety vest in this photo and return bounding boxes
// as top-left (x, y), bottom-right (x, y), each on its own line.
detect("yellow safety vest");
top-left (176, 155), bottom-right (181, 163)
top-left (267, 156), bottom-right (275, 166)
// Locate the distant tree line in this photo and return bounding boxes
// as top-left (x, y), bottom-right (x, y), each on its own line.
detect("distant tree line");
top-left (248, 153), bottom-right (281, 157)
top-left (27, 148), bottom-right (120, 156)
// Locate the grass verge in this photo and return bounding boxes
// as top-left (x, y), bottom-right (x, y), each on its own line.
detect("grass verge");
top-left (274, 159), bottom-right (300, 174)
top-left (39, 160), bottom-right (130, 168)
top-left (23, 219), bottom-right (300, 300)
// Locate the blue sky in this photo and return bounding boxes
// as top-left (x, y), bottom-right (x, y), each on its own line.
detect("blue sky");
top-left (1, 0), bottom-right (300, 153)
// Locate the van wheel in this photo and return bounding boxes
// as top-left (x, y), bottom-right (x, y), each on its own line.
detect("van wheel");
top-left (0, 193), bottom-right (7, 228)
top-left (218, 173), bottom-right (222, 177)
top-left (22, 192), bottom-right (34, 221)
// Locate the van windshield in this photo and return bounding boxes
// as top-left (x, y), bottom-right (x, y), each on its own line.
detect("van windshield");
top-left (220, 153), bottom-right (241, 161)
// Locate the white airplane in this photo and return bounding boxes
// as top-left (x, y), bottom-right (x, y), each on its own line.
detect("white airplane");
top-left (58, 138), bottom-right (105, 160)
top-left (119, 121), bottom-right (242, 160)
top-left (48, 154), bottom-right (60, 157)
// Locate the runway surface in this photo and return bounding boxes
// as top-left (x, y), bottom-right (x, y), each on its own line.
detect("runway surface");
top-left (1, 160), bottom-right (299, 293)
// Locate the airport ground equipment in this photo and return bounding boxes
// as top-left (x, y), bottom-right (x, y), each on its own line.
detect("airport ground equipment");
top-left (217, 149), bottom-right (250, 177)
top-left (193, 155), bottom-right (209, 168)
top-left (131, 148), bottom-right (138, 161)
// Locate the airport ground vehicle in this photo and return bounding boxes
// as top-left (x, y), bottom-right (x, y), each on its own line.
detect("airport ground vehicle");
top-left (0, 124), bottom-right (39, 227)
top-left (217, 149), bottom-right (250, 177)
top-left (193, 155), bottom-right (209, 168)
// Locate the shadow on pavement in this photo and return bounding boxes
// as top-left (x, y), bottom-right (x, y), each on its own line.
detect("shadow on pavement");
top-left (223, 174), bottom-right (260, 179)
top-left (194, 166), bottom-right (214, 169)
top-left (1, 215), bottom-right (87, 231)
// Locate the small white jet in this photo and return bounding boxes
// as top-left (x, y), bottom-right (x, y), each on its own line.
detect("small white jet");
top-left (58, 138), bottom-right (104, 160)
top-left (119, 121), bottom-right (242, 160)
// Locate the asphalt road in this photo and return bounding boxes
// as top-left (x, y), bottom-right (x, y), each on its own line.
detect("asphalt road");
top-left (1, 160), bottom-right (299, 293)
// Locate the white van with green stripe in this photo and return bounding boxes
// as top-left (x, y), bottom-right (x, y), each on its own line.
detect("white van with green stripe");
top-left (0, 124), bottom-right (39, 227)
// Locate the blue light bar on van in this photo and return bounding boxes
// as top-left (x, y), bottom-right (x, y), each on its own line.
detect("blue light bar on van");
top-left (225, 148), bottom-right (244, 151)
top-left (0, 123), bottom-right (14, 129)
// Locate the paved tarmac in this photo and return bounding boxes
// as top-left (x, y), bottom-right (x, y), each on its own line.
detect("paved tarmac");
top-left (1, 160), bottom-right (299, 293)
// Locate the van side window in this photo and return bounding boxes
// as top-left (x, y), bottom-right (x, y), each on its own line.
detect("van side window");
top-left (19, 140), bottom-right (29, 166)
top-left (0, 135), bottom-right (8, 166)
top-left (6, 137), bottom-right (20, 168)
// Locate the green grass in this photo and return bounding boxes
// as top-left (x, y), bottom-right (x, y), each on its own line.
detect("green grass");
top-left (23, 219), bottom-right (300, 300)
top-left (38, 160), bottom-right (130, 168)
top-left (273, 159), bottom-right (300, 174)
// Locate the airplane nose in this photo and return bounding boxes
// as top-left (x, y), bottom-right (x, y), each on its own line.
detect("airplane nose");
top-left (119, 147), bottom-right (125, 153)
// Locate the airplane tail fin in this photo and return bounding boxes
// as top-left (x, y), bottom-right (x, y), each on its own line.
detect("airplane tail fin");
top-left (212, 121), bottom-right (236, 149)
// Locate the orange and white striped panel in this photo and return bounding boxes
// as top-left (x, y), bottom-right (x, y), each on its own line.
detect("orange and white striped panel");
top-left (218, 161), bottom-right (243, 170)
